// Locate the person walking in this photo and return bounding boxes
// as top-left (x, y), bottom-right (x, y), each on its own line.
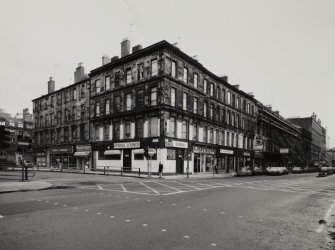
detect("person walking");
top-left (158, 162), bottom-right (163, 178)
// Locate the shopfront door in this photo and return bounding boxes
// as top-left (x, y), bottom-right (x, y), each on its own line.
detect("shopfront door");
top-left (194, 154), bottom-right (200, 173)
top-left (176, 149), bottom-right (184, 174)
top-left (123, 149), bottom-right (132, 171)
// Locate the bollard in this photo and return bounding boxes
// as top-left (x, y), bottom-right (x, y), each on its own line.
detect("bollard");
top-left (138, 168), bottom-right (140, 177)
top-left (104, 167), bottom-right (106, 175)
top-left (121, 167), bottom-right (123, 176)
top-left (25, 167), bottom-right (28, 180)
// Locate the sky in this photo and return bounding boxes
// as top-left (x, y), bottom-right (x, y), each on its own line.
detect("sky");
top-left (0, 0), bottom-right (334, 147)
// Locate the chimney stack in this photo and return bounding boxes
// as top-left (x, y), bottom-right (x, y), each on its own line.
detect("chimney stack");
top-left (248, 92), bottom-right (255, 98)
top-left (74, 63), bottom-right (85, 83)
top-left (221, 75), bottom-right (228, 82)
top-left (102, 55), bottom-right (111, 66)
top-left (48, 77), bottom-right (55, 94)
top-left (233, 84), bottom-right (240, 90)
top-left (132, 44), bottom-right (142, 53)
top-left (121, 38), bottom-right (131, 57)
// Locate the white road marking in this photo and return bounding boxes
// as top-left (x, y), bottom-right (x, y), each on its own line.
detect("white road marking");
top-left (220, 211), bottom-right (225, 215)
top-left (147, 200), bottom-right (151, 202)
top-left (184, 235), bottom-right (190, 239)
top-left (110, 216), bottom-right (115, 218)
top-left (153, 181), bottom-right (184, 192)
top-left (96, 213), bottom-right (101, 215)
top-left (203, 209), bottom-right (207, 211)
top-left (161, 229), bottom-right (167, 232)
top-left (210, 243), bottom-right (217, 247)
top-left (140, 182), bottom-right (160, 195)
top-left (120, 184), bottom-right (127, 192)
top-left (316, 198), bottom-right (335, 233)
top-left (84, 210), bottom-right (89, 212)
top-left (0, 215), bottom-right (4, 219)
top-left (97, 185), bottom-right (104, 190)
top-left (125, 219), bottom-right (131, 222)
top-left (238, 215), bottom-right (243, 218)
top-left (160, 202), bottom-right (164, 204)
top-left (143, 224), bottom-right (148, 227)
top-left (54, 203), bottom-right (58, 205)
top-left (172, 203), bottom-right (176, 206)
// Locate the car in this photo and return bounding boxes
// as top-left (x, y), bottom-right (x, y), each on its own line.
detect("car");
top-left (23, 160), bottom-right (34, 168)
top-left (266, 167), bottom-right (284, 175)
top-left (292, 167), bottom-right (304, 173)
top-left (251, 167), bottom-right (263, 176)
top-left (318, 167), bottom-right (328, 177)
top-left (235, 168), bottom-right (252, 177)
top-left (279, 167), bottom-right (289, 175)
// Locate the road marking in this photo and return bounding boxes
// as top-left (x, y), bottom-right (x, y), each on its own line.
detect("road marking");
top-left (147, 200), bottom-right (151, 202)
top-left (120, 184), bottom-right (127, 192)
top-left (54, 203), bottom-right (58, 205)
top-left (110, 216), bottom-right (115, 218)
top-left (153, 181), bottom-right (183, 193)
top-left (170, 181), bottom-right (201, 190)
top-left (220, 211), bottom-right (225, 215)
top-left (161, 229), bottom-right (167, 232)
top-left (160, 201), bottom-right (164, 204)
top-left (125, 219), bottom-right (131, 222)
top-left (0, 215), bottom-right (4, 219)
top-left (97, 185), bottom-right (104, 190)
top-left (184, 235), bottom-right (190, 239)
top-left (172, 203), bottom-right (176, 206)
top-left (84, 210), bottom-right (89, 212)
top-left (96, 213), bottom-right (101, 215)
top-left (203, 209), bottom-right (207, 211)
top-left (210, 243), bottom-right (217, 247)
top-left (316, 198), bottom-right (335, 233)
top-left (143, 224), bottom-right (148, 227)
top-left (63, 205), bottom-right (68, 207)
top-left (139, 182), bottom-right (160, 195)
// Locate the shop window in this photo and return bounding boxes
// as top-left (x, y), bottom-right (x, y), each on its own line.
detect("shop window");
top-left (134, 154), bottom-right (144, 160)
top-left (167, 149), bottom-right (176, 160)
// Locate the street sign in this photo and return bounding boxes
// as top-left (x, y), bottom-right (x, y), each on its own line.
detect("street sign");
top-left (148, 148), bottom-right (156, 157)
top-left (18, 142), bottom-right (30, 146)
top-left (280, 148), bottom-right (289, 154)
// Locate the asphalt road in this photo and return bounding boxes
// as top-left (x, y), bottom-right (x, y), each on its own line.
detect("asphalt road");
top-left (1, 172), bottom-right (335, 250)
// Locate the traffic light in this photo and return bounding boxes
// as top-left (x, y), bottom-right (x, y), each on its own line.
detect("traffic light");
top-left (0, 126), bottom-right (10, 149)
top-left (144, 146), bottom-right (149, 159)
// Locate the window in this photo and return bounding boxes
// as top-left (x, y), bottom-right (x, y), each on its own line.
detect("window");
top-left (126, 68), bottom-right (132, 84)
top-left (124, 121), bottom-right (131, 139)
top-left (72, 126), bottom-right (77, 142)
top-left (181, 120), bottom-right (188, 139)
top-left (236, 115), bottom-right (240, 128)
top-left (232, 94), bottom-right (235, 107)
top-left (171, 87), bottom-right (176, 107)
top-left (72, 107), bottom-right (76, 120)
top-left (193, 124), bottom-right (198, 141)
top-left (222, 89), bottom-right (226, 103)
top-left (113, 121), bottom-right (120, 140)
top-left (226, 132), bottom-right (230, 146)
top-left (236, 97), bottom-right (240, 109)
top-left (95, 102), bottom-right (100, 117)
top-left (209, 128), bottom-right (214, 143)
top-left (193, 97), bottom-right (198, 114)
top-left (105, 99), bottom-right (110, 115)
top-left (149, 117), bottom-right (158, 136)
top-left (182, 92), bottom-right (188, 111)
top-left (51, 96), bottom-right (54, 107)
top-left (95, 126), bottom-right (100, 141)
top-left (183, 67), bottom-right (188, 83)
top-left (104, 125), bottom-right (110, 140)
top-left (126, 93), bottom-right (132, 111)
top-left (169, 117), bottom-right (176, 137)
top-left (151, 58), bottom-right (158, 76)
top-left (80, 84), bottom-right (85, 99)
top-left (216, 106), bottom-right (220, 121)
top-left (251, 105), bottom-right (255, 115)
top-left (138, 63), bottom-right (144, 80)
top-left (114, 95), bottom-right (120, 112)
top-left (95, 80), bottom-right (101, 93)
top-left (220, 131), bottom-right (225, 145)
top-left (210, 83), bottom-right (214, 97)
top-left (203, 126), bottom-right (207, 143)
top-left (193, 73), bottom-right (198, 88)
top-left (105, 76), bottom-right (111, 90)
top-left (231, 133), bottom-right (235, 147)
top-left (231, 113), bottom-right (235, 127)
top-left (115, 72), bottom-right (120, 87)
top-left (136, 119), bottom-right (144, 138)
top-left (210, 104), bottom-right (213, 119)
top-left (204, 79), bottom-right (207, 94)
top-left (227, 110), bottom-right (231, 125)
top-left (73, 88), bottom-right (77, 100)
top-left (227, 91), bottom-right (231, 105)
top-left (204, 102), bottom-right (207, 117)
top-left (171, 60), bottom-right (176, 77)
top-left (247, 103), bottom-right (250, 114)
top-left (150, 87), bottom-right (157, 106)
top-left (136, 90), bottom-right (144, 106)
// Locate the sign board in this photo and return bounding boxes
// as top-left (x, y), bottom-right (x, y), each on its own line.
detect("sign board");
top-left (280, 148), bottom-right (289, 154)
top-left (76, 145), bottom-right (92, 152)
top-left (50, 146), bottom-right (73, 154)
top-left (114, 141), bottom-right (140, 149)
top-left (148, 148), bottom-right (156, 157)
top-left (243, 152), bottom-right (251, 157)
top-left (220, 149), bottom-right (234, 155)
top-left (193, 146), bottom-right (216, 154)
top-left (18, 142), bottom-right (30, 146)
top-left (165, 139), bottom-right (188, 148)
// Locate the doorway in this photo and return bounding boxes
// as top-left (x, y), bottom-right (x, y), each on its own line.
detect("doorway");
top-left (176, 149), bottom-right (184, 174)
top-left (123, 149), bottom-right (132, 171)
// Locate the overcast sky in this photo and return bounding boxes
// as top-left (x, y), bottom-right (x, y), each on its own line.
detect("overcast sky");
top-left (0, 0), bottom-right (334, 147)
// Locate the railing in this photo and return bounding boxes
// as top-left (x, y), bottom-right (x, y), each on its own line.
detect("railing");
top-left (103, 166), bottom-right (141, 177)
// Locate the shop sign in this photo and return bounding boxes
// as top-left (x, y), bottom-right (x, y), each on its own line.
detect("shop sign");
top-left (114, 141), bottom-right (140, 149)
top-left (193, 146), bottom-right (216, 154)
top-left (50, 146), bottom-right (73, 154)
top-left (220, 149), bottom-right (234, 155)
top-left (165, 139), bottom-right (188, 148)
top-left (280, 148), bottom-right (289, 154)
top-left (36, 152), bottom-right (46, 157)
top-left (76, 145), bottom-right (92, 152)
top-left (243, 152), bottom-right (251, 157)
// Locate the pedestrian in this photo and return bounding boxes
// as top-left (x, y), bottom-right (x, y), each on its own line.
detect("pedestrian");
top-left (158, 162), bottom-right (163, 178)
top-left (214, 164), bottom-right (219, 174)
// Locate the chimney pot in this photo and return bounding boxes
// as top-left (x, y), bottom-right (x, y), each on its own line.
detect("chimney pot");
top-left (48, 77), bottom-right (55, 94)
top-left (74, 63), bottom-right (85, 83)
top-left (121, 38), bottom-right (131, 57)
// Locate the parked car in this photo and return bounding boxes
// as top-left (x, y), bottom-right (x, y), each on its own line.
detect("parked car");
top-left (279, 167), bottom-right (289, 175)
top-left (266, 167), bottom-right (284, 175)
top-left (251, 167), bottom-right (263, 176)
top-left (292, 167), bottom-right (304, 173)
top-left (23, 160), bottom-right (33, 168)
top-left (235, 168), bottom-right (253, 177)
top-left (318, 167), bottom-right (328, 177)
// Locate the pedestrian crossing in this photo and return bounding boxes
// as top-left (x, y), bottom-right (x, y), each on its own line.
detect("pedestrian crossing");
top-left (76, 176), bottom-right (335, 197)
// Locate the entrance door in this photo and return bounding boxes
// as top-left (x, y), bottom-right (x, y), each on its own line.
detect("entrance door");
top-left (176, 149), bottom-right (184, 174)
top-left (123, 149), bottom-right (132, 171)
top-left (194, 154), bottom-right (200, 173)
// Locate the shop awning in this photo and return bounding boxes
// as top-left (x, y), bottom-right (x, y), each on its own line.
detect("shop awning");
top-left (133, 149), bottom-right (145, 154)
top-left (104, 150), bottom-right (121, 155)
top-left (74, 152), bottom-right (90, 157)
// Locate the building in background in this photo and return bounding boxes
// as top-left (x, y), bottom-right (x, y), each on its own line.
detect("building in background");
top-left (288, 113), bottom-right (327, 165)
top-left (32, 64), bottom-right (91, 169)
top-left (254, 104), bottom-right (303, 169)
top-left (0, 108), bottom-right (33, 162)
top-left (89, 39), bottom-right (257, 174)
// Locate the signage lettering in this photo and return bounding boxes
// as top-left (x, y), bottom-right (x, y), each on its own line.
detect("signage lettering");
top-left (220, 149), bottom-right (234, 155)
top-left (114, 141), bottom-right (140, 149)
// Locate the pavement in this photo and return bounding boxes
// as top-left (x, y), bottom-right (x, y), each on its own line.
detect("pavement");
top-left (0, 169), bottom-right (233, 193)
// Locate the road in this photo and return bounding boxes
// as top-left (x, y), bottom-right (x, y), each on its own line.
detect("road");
top-left (1, 172), bottom-right (335, 249)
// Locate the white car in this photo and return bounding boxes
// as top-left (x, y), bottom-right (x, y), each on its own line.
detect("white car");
top-left (23, 160), bottom-right (34, 168)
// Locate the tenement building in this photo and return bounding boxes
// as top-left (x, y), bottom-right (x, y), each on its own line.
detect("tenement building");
top-left (32, 64), bottom-right (91, 169)
top-left (89, 39), bottom-right (257, 174)
top-left (288, 113), bottom-right (327, 164)
top-left (254, 104), bottom-right (304, 169)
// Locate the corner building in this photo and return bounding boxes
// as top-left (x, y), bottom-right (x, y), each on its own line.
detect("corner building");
top-left (89, 40), bottom-right (257, 174)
